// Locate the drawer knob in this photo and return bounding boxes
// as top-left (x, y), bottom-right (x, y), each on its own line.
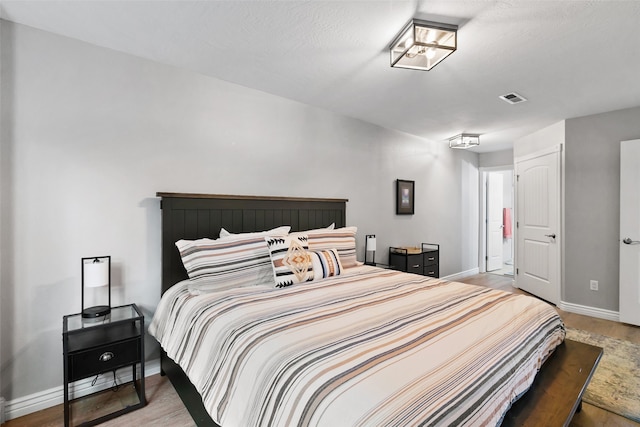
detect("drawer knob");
top-left (427, 257), bottom-right (435, 261)
top-left (99, 352), bottom-right (114, 362)
top-left (412, 264), bottom-right (420, 268)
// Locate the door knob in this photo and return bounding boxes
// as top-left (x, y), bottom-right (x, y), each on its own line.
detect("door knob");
top-left (623, 237), bottom-right (640, 245)
top-left (545, 234), bottom-right (556, 239)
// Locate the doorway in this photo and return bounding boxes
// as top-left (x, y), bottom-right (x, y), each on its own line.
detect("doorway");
top-left (480, 168), bottom-right (514, 276)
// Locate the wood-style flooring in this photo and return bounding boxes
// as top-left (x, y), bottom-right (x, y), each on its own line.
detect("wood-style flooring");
top-left (5, 273), bottom-right (640, 427)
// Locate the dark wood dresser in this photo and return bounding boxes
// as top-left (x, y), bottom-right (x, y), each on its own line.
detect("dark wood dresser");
top-left (389, 243), bottom-right (439, 278)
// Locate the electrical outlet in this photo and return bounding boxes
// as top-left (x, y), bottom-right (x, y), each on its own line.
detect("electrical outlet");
top-left (590, 280), bottom-right (599, 291)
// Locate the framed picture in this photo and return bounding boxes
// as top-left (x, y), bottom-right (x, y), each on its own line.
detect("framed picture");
top-left (396, 179), bottom-right (415, 215)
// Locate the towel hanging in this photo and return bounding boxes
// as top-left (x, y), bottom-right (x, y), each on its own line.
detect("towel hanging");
top-left (503, 208), bottom-right (512, 238)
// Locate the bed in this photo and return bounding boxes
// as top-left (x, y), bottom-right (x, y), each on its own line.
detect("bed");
top-left (150, 192), bottom-right (567, 427)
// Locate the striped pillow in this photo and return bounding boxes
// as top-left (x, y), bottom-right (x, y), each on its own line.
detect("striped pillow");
top-left (176, 231), bottom-right (288, 293)
top-left (265, 235), bottom-right (343, 288)
top-left (310, 248), bottom-right (344, 279)
top-left (291, 226), bottom-right (358, 268)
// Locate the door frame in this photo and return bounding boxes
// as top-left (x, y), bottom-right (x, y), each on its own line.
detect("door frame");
top-left (514, 144), bottom-right (563, 305)
top-left (479, 165), bottom-right (514, 275)
top-left (619, 139), bottom-right (640, 325)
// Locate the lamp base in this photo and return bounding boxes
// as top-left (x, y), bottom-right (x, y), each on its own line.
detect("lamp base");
top-left (82, 305), bottom-right (111, 318)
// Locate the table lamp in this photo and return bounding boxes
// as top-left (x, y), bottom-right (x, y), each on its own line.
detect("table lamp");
top-left (365, 235), bottom-right (377, 265)
top-left (81, 256), bottom-right (111, 318)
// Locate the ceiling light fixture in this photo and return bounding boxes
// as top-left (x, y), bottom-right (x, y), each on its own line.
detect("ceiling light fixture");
top-left (449, 133), bottom-right (480, 149)
top-left (390, 19), bottom-right (457, 71)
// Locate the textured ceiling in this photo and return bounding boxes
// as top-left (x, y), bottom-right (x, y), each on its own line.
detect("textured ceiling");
top-left (2, 0), bottom-right (640, 152)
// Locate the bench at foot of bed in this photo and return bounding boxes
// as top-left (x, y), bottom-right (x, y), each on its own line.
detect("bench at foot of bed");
top-left (502, 339), bottom-right (603, 427)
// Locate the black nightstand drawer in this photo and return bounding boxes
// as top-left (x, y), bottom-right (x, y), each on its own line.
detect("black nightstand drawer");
top-left (69, 337), bottom-right (140, 381)
top-left (406, 254), bottom-right (423, 274)
top-left (423, 252), bottom-right (439, 266)
top-left (424, 265), bottom-right (439, 278)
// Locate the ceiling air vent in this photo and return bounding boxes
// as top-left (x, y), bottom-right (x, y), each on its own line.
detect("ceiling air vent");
top-left (499, 92), bottom-right (527, 104)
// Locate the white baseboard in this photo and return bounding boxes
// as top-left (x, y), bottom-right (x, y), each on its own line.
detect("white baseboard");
top-left (442, 267), bottom-right (480, 282)
top-left (1, 397), bottom-right (6, 424)
top-left (558, 301), bottom-right (620, 322)
top-left (4, 359), bottom-right (160, 421)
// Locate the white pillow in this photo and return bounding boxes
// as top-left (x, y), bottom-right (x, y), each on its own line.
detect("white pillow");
top-left (219, 225), bottom-right (291, 239)
top-left (298, 223), bottom-right (335, 233)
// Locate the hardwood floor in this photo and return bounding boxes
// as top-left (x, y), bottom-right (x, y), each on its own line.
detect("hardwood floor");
top-left (3, 374), bottom-right (194, 427)
top-left (5, 273), bottom-right (640, 427)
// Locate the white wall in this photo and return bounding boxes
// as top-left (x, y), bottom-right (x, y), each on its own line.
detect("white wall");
top-left (514, 109), bottom-right (640, 313)
top-left (564, 106), bottom-right (640, 311)
top-left (478, 149), bottom-right (513, 168)
top-left (513, 121), bottom-right (565, 159)
top-left (0, 21), bottom-right (479, 403)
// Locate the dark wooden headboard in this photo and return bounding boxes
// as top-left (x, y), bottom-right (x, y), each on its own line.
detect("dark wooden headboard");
top-left (157, 192), bottom-right (348, 294)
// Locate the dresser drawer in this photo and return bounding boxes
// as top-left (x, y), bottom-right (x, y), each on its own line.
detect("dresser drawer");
top-left (423, 251), bottom-right (439, 266)
top-left (406, 254), bottom-right (423, 274)
top-left (68, 337), bottom-right (140, 381)
top-left (423, 265), bottom-right (439, 278)
top-left (388, 252), bottom-right (406, 271)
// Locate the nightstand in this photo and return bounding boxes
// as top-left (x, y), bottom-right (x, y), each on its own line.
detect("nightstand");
top-left (63, 304), bottom-right (145, 427)
top-left (389, 243), bottom-right (440, 278)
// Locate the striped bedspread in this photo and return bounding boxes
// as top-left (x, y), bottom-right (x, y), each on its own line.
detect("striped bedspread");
top-left (149, 266), bottom-right (565, 427)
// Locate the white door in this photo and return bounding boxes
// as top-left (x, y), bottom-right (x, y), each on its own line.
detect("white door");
top-left (487, 173), bottom-right (504, 271)
top-left (620, 139), bottom-right (640, 326)
top-left (515, 147), bottom-right (560, 305)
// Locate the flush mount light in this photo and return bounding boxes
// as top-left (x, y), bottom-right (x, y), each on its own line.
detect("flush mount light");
top-left (390, 19), bottom-right (457, 71)
top-left (449, 134), bottom-right (480, 149)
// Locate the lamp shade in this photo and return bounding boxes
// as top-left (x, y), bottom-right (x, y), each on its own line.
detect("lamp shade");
top-left (84, 259), bottom-right (109, 287)
top-left (364, 234), bottom-right (377, 265)
top-left (390, 19), bottom-right (457, 71)
top-left (366, 235), bottom-right (377, 252)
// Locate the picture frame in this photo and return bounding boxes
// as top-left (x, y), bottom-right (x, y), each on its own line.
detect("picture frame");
top-left (396, 179), bottom-right (415, 215)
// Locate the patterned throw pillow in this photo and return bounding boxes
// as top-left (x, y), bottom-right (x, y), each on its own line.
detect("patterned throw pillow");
top-left (176, 229), bottom-right (289, 293)
top-left (290, 226), bottom-right (358, 268)
top-left (265, 235), bottom-right (343, 288)
top-left (310, 248), bottom-right (344, 279)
